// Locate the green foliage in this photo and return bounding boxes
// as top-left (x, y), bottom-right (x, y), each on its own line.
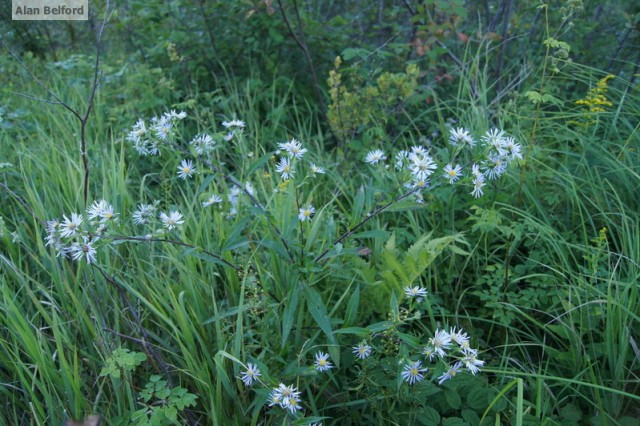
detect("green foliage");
top-left (327, 56), bottom-right (420, 145)
top-left (2, 1), bottom-right (640, 425)
top-left (100, 348), bottom-right (148, 379)
top-left (131, 376), bottom-right (198, 425)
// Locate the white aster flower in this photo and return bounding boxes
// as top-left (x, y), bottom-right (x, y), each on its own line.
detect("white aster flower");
top-left (177, 159), bottom-right (196, 179)
top-left (227, 187), bottom-right (241, 208)
top-left (240, 363), bottom-right (261, 386)
top-left (146, 140), bottom-right (161, 156)
top-left (482, 128), bottom-right (507, 156)
top-left (60, 213), bottom-right (83, 238)
top-left (44, 220), bottom-right (61, 247)
top-left (276, 157), bottom-right (295, 180)
top-left (411, 177), bottom-right (429, 190)
top-left (160, 210), bottom-right (184, 230)
top-left (132, 203), bottom-right (156, 225)
top-left (422, 345), bottom-right (436, 361)
top-left (298, 205), bottom-right (315, 222)
top-left (202, 194), bottom-right (223, 207)
top-left (222, 119), bottom-right (245, 129)
top-left (314, 351), bottom-right (333, 372)
top-left (165, 110), bottom-right (187, 120)
top-left (190, 133), bottom-right (215, 155)
top-left (87, 200), bottom-right (107, 221)
top-left (404, 286), bottom-right (428, 299)
top-left (352, 342), bottom-right (372, 360)
top-left (70, 237), bottom-right (97, 264)
top-left (309, 163), bottom-right (325, 176)
top-left (470, 177), bottom-right (485, 199)
top-left (471, 163), bottom-right (483, 178)
top-left (87, 200), bottom-right (117, 223)
top-left (429, 329), bottom-right (453, 357)
top-left (461, 348), bottom-right (484, 375)
top-left (449, 127), bottom-right (475, 147)
top-left (395, 150), bottom-right (409, 170)
top-left (485, 155), bottom-right (506, 180)
top-left (127, 119), bottom-right (148, 146)
top-left (442, 164), bottom-right (463, 184)
top-left (269, 383), bottom-right (302, 413)
top-left (365, 149), bottom-right (386, 165)
top-left (278, 139), bottom-right (307, 159)
top-left (438, 362), bottom-right (463, 385)
top-left (151, 117), bottom-right (172, 141)
top-left (449, 327), bottom-right (471, 349)
top-left (410, 145), bottom-right (428, 157)
top-left (504, 136), bottom-right (523, 160)
top-left (409, 155), bottom-right (438, 180)
top-left (401, 360), bottom-right (428, 385)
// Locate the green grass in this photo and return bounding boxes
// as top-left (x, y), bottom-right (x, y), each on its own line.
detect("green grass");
top-left (1, 13), bottom-right (640, 426)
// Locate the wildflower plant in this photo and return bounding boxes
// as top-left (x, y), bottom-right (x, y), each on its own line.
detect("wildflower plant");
top-left (39, 109), bottom-right (518, 422)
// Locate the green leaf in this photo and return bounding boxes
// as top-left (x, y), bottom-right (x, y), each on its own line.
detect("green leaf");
top-left (303, 286), bottom-right (333, 338)
top-left (246, 152), bottom-right (274, 176)
top-left (351, 186), bottom-right (365, 227)
top-left (221, 216), bottom-right (251, 252)
top-left (442, 417), bottom-right (469, 426)
top-left (333, 327), bottom-right (369, 336)
top-left (341, 47), bottom-right (371, 61)
top-left (282, 283), bottom-right (300, 347)
top-left (344, 285), bottom-right (360, 326)
top-left (444, 387), bottom-right (462, 409)
top-left (417, 406), bottom-right (440, 425)
top-left (367, 321), bottom-right (394, 333)
top-left (462, 409), bottom-right (480, 425)
top-left (467, 387), bottom-right (489, 410)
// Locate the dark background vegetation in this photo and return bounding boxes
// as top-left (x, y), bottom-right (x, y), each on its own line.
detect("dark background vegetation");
top-left (1, 0), bottom-right (639, 424)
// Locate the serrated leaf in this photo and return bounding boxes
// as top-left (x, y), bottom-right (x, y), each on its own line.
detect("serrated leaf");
top-left (417, 406), bottom-right (440, 425)
top-left (467, 387), bottom-right (489, 410)
top-left (341, 47), bottom-right (371, 61)
top-left (444, 387), bottom-right (462, 409)
top-left (462, 409), bottom-right (480, 425)
top-left (442, 417), bottom-right (469, 426)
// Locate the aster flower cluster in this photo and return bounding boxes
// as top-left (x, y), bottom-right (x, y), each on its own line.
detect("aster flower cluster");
top-left (131, 203), bottom-right (185, 233)
top-left (365, 126), bottom-right (522, 201)
top-left (126, 110), bottom-right (187, 156)
top-left (416, 327), bottom-right (484, 385)
top-left (275, 139), bottom-right (307, 181)
top-left (269, 383), bottom-right (303, 414)
top-left (274, 138), bottom-right (325, 223)
top-left (44, 199), bottom-right (119, 264)
top-left (126, 114), bottom-right (257, 220)
top-left (221, 118), bottom-right (245, 141)
top-left (237, 349), bottom-right (337, 418)
top-left (44, 200), bottom-right (189, 264)
top-left (350, 323), bottom-right (483, 387)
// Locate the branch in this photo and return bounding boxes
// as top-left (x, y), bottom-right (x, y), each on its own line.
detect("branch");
top-left (2, 1), bottom-right (115, 208)
top-left (94, 265), bottom-right (175, 386)
top-left (108, 235), bottom-right (240, 271)
top-left (313, 188), bottom-right (418, 263)
top-left (276, 0), bottom-right (325, 114)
